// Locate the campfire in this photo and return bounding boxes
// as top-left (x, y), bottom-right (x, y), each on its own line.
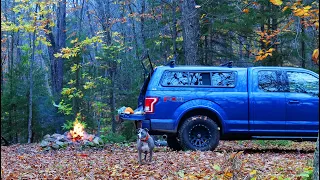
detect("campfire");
top-left (40, 120), bottom-right (102, 150)
top-left (70, 120), bottom-right (85, 141)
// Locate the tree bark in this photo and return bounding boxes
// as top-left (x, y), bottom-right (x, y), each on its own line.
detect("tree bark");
top-left (28, 5), bottom-right (38, 143)
top-left (180, 0), bottom-right (200, 65)
top-left (301, 18), bottom-right (306, 68)
top-left (95, 0), bottom-right (111, 45)
top-left (171, 1), bottom-right (178, 56)
top-left (110, 69), bottom-right (117, 133)
top-left (55, 0), bottom-right (66, 96)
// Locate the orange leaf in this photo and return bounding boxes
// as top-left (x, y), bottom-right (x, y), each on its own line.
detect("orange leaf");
top-left (282, 19), bottom-right (294, 30)
top-left (230, 152), bottom-right (237, 159)
top-left (18, 155), bottom-right (24, 159)
top-left (243, 9), bottom-right (249, 13)
top-left (223, 172), bottom-right (233, 180)
top-left (266, 48), bottom-right (275, 53)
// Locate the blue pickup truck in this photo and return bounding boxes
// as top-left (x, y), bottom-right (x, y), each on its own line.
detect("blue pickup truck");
top-left (120, 65), bottom-right (319, 151)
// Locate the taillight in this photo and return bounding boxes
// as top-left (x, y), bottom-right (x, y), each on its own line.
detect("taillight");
top-left (144, 97), bottom-right (158, 113)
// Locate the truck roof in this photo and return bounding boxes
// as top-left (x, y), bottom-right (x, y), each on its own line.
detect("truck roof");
top-left (154, 65), bottom-right (305, 71)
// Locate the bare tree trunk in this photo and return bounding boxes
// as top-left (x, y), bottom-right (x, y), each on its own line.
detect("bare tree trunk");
top-left (239, 35), bottom-right (244, 62)
top-left (171, 1), bottom-right (178, 56)
top-left (111, 69), bottom-right (117, 133)
top-left (28, 5), bottom-right (38, 143)
top-left (313, 134), bottom-right (319, 180)
top-left (95, 0), bottom-right (111, 45)
top-left (180, 0), bottom-right (200, 65)
top-left (55, 0), bottom-right (66, 96)
top-left (301, 18), bottom-right (306, 68)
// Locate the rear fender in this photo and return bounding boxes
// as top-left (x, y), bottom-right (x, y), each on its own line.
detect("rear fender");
top-left (172, 99), bottom-right (227, 133)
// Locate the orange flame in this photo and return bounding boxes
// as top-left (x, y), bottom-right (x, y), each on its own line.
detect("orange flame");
top-left (70, 121), bottom-right (84, 140)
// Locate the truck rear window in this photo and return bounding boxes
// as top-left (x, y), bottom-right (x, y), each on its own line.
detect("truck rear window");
top-left (161, 71), bottom-right (236, 87)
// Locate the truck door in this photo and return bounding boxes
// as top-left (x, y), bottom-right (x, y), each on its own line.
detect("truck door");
top-left (284, 70), bottom-right (319, 136)
top-left (249, 69), bottom-right (287, 134)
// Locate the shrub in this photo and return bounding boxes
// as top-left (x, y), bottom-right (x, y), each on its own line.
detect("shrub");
top-left (100, 132), bottom-right (126, 143)
top-left (255, 140), bottom-right (292, 147)
top-left (120, 121), bottom-right (137, 142)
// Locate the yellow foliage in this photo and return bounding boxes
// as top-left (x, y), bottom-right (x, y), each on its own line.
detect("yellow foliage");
top-left (282, 6), bottom-right (289, 11)
top-left (315, 22), bottom-right (319, 29)
top-left (83, 82), bottom-right (95, 90)
top-left (270, 0), bottom-right (283, 6)
top-left (70, 64), bottom-right (81, 72)
top-left (294, 8), bottom-right (306, 16)
top-left (312, 49), bottom-right (319, 64)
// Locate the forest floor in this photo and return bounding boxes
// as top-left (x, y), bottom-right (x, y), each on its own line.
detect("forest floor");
top-left (1, 140), bottom-right (316, 180)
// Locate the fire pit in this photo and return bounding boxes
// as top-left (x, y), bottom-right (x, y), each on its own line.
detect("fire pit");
top-left (40, 121), bottom-right (103, 150)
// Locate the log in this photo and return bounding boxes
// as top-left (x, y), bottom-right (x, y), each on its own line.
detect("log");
top-left (1, 135), bottom-right (9, 146)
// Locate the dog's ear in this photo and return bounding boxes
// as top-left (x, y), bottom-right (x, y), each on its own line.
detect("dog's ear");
top-left (144, 128), bottom-right (149, 132)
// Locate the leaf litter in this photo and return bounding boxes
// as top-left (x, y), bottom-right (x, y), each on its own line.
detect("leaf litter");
top-left (1, 140), bottom-right (316, 179)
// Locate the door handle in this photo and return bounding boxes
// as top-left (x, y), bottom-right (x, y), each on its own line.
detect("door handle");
top-left (288, 100), bottom-right (300, 104)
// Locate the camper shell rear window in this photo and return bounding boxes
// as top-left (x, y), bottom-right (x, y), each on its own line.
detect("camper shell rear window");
top-left (161, 71), bottom-right (236, 87)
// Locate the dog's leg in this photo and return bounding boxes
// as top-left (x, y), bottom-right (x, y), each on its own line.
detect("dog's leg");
top-left (149, 151), bottom-right (153, 162)
top-left (138, 150), bottom-right (142, 165)
top-left (144, 152), bottom-right (147, 161)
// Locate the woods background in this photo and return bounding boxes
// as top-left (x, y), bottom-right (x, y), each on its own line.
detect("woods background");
top-left (1, 0), bottom-right (319, 143)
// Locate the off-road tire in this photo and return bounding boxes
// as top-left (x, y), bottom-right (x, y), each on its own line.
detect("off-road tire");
top-left (178, 115), bottom-right (220, 151)
top-left (166, 136), bottom-right (182, 151)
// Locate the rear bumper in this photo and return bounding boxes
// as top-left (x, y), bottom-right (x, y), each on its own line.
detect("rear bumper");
top-left (118, 114), bottom-right (176, 134)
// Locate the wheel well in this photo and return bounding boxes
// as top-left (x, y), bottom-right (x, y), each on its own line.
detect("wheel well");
top-left (177, 108), bottom-right (223, 135)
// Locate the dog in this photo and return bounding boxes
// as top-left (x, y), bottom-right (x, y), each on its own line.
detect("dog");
top-left (137, 128), bottom-right (155, 164)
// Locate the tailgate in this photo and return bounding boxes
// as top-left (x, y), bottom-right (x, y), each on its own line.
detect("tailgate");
top-left (119, 114), bottom-right (145, 121)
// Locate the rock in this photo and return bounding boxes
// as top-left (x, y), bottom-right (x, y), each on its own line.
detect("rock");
top-left (40, 140), bottom-right (49, 147)
top-left (83, 140), bottom-right (90, 146)
top-left (88, 141), bottom-right (94, 147)
top-left (43, 134), bottom-right (51, 139)
top-left (83, 132), bottom-right (89, 140)
top-left (66, 140), bottom-right (73, 145)
top-left (52, 133), bottom-right (62, 138)
top-left (66, 132), bottom-right (72, 139)
top-left (51, 143), bottom-right (60, 149)
top-left (43, 146), bottom-right (51, 151)
top-left (87, 135), bottom-right (95, 141)
top-left (55, 140), bottom-right (64, 147)
top-left (45, 137), bottom-right (56, 142)
top-left (93, 137), bottom-right (103, 145)
top-left (59, 136), bottom-right (68, 142)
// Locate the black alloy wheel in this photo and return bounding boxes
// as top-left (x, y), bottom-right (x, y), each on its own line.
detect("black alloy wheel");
top-left (178, 115), bottom-right (220, 151)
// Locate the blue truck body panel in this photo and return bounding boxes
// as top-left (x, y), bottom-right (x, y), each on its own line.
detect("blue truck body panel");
top-left (120, 65), bottom-right (319, 139)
